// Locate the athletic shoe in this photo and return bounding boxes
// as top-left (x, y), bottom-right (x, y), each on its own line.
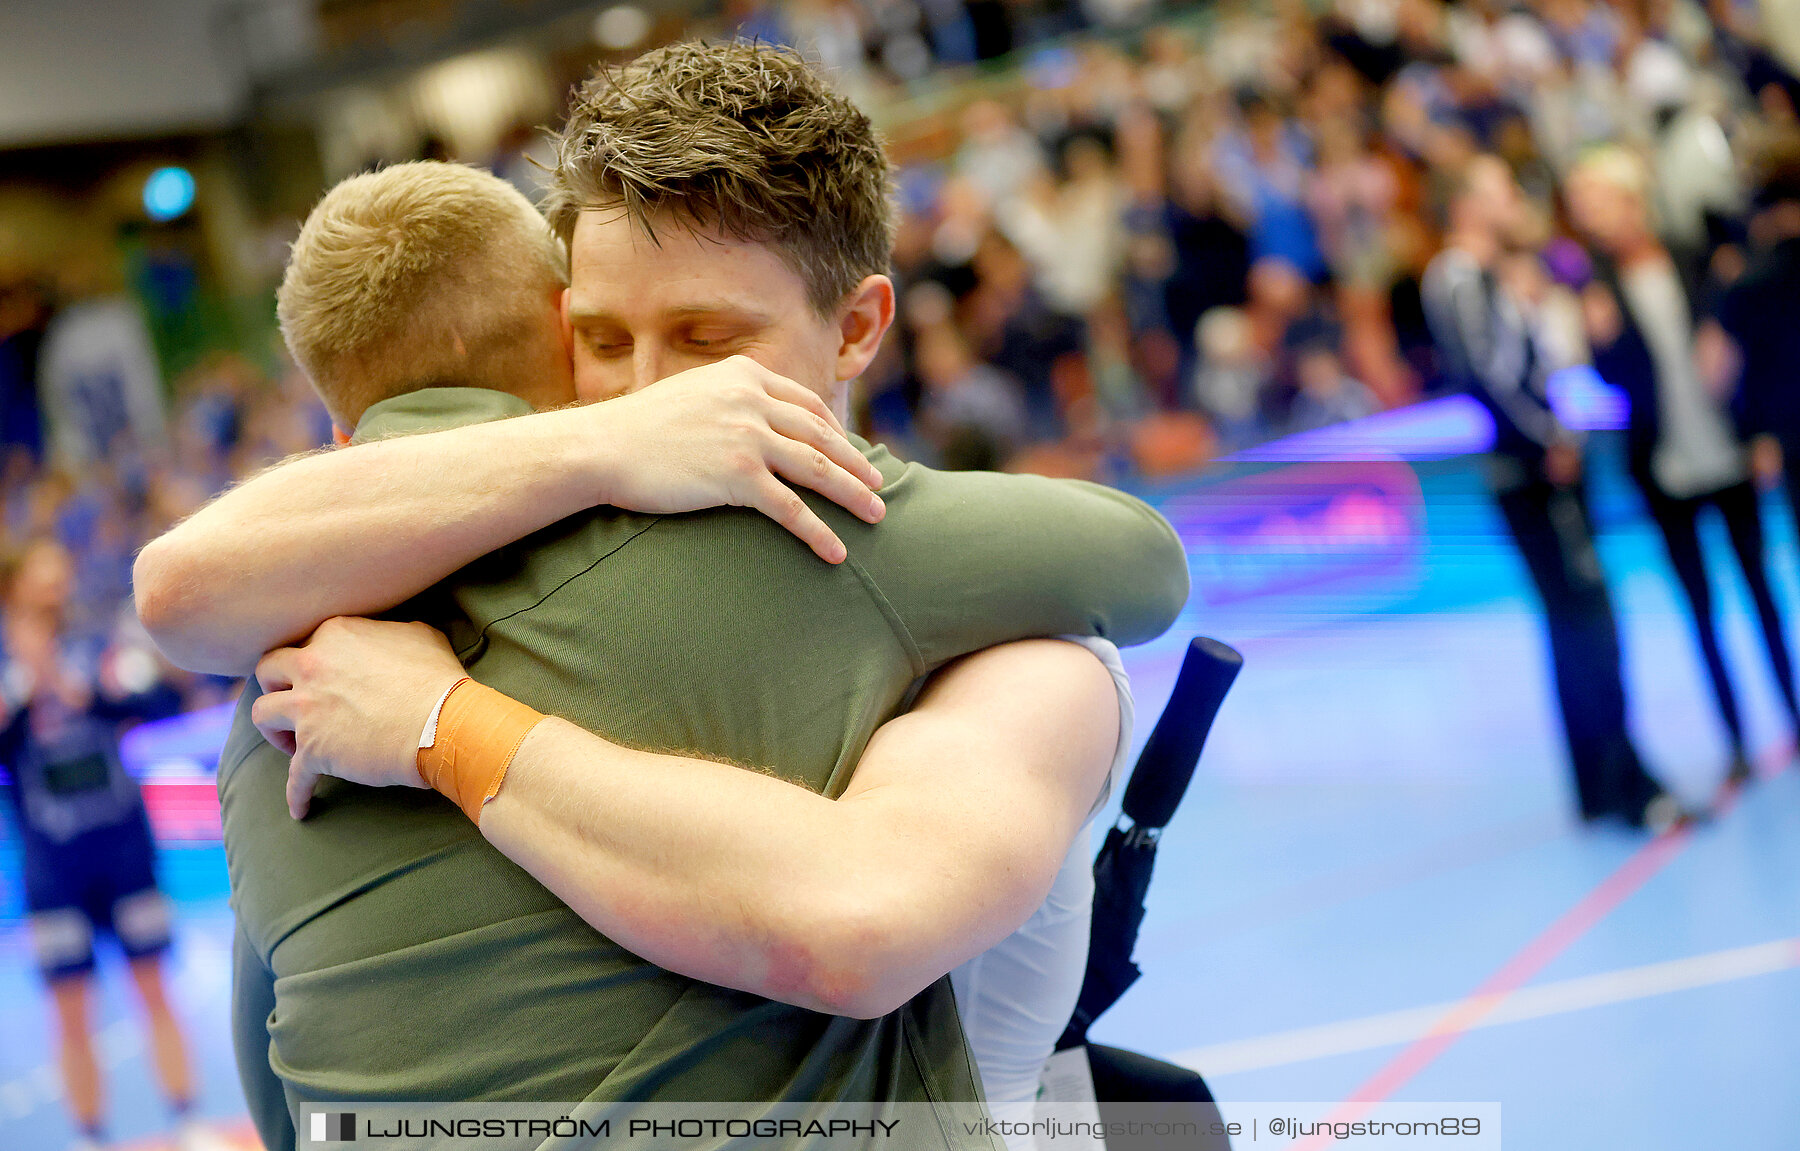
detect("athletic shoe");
top-left (1637, 791), bottom-right (1705, 835)
top-left (1726, 754), bottom-right (1753, 787)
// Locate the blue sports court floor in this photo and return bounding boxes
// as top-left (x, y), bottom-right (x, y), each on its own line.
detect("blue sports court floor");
top-left (2, 434), bottom-right (1797, 1150)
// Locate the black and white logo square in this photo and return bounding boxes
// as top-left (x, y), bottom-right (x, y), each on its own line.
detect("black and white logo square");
top-left (310, 1112), bottom-right (356, 1142)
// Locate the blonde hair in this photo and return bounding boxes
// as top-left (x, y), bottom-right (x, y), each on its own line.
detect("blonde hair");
top-left (277, 161), bottom-right (567, 426)
top-left (1570, 145), bottom-right (1652, 204)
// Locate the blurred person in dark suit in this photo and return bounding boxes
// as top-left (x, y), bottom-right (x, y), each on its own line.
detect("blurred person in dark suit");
top-left (1722, 137), bottom-right (1800, 567)
top-left (1424, 155), bottom-right (1684, 830)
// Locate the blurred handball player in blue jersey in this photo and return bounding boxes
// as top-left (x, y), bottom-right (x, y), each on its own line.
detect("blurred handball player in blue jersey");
top-left (1, 538), bottom-right (218, 1151)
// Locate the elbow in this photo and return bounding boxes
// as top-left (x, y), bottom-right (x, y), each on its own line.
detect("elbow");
top-left (828, 991), bottom-right (915, 1022)
top-left (131, 540), bottom-right (244, 676)
top-left (769, 901), bottom-right (924, 1020)
top-left (132, 540), bottom-right (191, 653)
top-left (806, 959), bottom-right (919, 1022)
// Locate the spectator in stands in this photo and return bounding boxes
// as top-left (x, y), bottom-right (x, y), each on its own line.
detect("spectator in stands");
top-left (1308, 116), bottom-right (1399, 291)
top-left (915, 316), bottom-right (1030, 470)
top-left (1192, 306), bottom-right (1270, 448)
top-left (1005, 130), bottom-right (1129, 318)
top-left (964, 231), bottom-right (1086, 441)
top-left (1286, 336), bottom-right (1379, 435)
top-left (1215, 90), bottom-right (1327, 282)
top-left (1161, 130), bottom-right (1252, 367)
top-left (0, 280), bottom-right (49, 467)
top-left (954, 99), bottom-right (1048, 209)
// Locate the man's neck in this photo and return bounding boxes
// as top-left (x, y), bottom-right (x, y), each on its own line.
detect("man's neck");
top-left (1446, 228), bottom-right (1500, 268)
top-left (1613, 230), bottom-right (1667, 270)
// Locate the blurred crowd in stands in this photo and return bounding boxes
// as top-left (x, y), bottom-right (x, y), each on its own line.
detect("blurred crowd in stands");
top-left (0, 289), bottom-right (330, 707)
top-left (2, 0), bottom-right (1799, 692)
top-left (744, 0), bottom-right (1800, 479)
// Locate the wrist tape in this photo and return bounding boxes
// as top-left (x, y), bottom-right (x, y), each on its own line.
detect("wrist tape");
top-left (416, 677), bottom-right (546, 824)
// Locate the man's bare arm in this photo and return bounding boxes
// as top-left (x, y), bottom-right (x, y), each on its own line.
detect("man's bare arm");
top-left (482, 639), bottom-right (1115, 1017)
top-left (135, 358), bottom-right (884, 676)
top-left (252, 623), bottom-right (1116, 1018)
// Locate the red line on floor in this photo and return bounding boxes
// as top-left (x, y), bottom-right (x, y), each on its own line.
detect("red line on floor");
top-left (1289, 814), bottom-right (1705, 1151)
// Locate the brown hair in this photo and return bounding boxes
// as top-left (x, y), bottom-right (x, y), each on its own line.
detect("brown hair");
top-left (277, 161), bottom-right (567, 427)
top-left (0, 535), bottom-right (69, 610)
top-left (544, 42), bottom-right (894, 316)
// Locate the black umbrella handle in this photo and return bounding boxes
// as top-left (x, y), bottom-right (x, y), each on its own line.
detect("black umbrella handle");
top-left (1057, 637), bottom-right (1244, 1050)
top-left (1120, 637), bottom-right (1242, 831)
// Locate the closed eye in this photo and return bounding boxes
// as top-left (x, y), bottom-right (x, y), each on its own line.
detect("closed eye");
top-left (685, 330), bottom-right (744, 350)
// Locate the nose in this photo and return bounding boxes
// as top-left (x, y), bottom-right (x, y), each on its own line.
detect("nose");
top-left (631, 343), bottom-right (672, 394)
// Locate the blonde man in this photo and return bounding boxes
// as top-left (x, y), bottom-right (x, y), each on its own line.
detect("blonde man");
top-left (1569, 145), bottom-right (1798, 785)
top-left (274, 160), bottom-right (576, 429)
top-left (138, 54), bottom-right (1185, 1151)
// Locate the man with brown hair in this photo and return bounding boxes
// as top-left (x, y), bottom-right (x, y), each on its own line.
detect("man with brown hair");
top-left (135, 44), bottom-right (1187, 1150)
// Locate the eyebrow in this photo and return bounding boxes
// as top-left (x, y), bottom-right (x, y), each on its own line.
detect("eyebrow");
top-left (566, 300), bottom-right (775, 324)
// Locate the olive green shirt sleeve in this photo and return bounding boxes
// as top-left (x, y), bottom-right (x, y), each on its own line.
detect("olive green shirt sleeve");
top-left (232, 920), bottom-right (296, 1151)
top-left (352, 396), bottom-right (1190, 672)
top-left (842, 462), bottom-right (1190, 671)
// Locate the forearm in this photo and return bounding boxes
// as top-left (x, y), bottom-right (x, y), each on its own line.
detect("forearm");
top-left (479, 721), bottom-right (970, 1018)
top-left (254, 622), bottom-right (1114, 1018)
top-left (478, 642), bottom-right (1111, 1018)
top-left (136, 413), bottom-right (603, 675)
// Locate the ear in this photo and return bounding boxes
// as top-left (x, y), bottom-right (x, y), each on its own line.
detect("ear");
top-left (559, 286), bottom-right (574, 360)
top-left (834, 274), bottom-right (896, 383)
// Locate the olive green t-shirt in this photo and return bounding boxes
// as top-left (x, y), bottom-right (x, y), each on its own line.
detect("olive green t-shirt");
top-left (221, 388), bottom-right (1189, 1150)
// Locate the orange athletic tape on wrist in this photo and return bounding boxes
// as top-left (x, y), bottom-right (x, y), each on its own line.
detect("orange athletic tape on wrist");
top-left (416, 678), bottom-right (546, 824)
